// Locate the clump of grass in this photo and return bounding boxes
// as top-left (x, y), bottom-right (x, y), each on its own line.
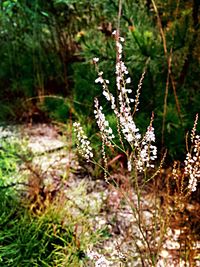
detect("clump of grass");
top-left (0, 133), bottom-right (108, 267)
top-left (0, 184), bottom-right (108, 267)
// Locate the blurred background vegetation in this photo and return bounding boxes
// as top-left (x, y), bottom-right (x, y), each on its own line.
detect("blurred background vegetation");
top-left (0, 0), bottom-right (200, 160)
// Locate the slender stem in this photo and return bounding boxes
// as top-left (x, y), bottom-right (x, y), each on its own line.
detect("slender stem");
top-left (151, 0), bottom-right (182, 126)
top-left (117, 0), bottom-right (122, 35)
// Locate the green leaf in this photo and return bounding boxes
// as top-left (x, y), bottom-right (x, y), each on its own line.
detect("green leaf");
top-left (40, 11), bottom-right (49, 17)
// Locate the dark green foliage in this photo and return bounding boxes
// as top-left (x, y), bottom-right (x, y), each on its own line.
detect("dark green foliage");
top-left (41, 97), bottom-right (71, 122)
top-left (72, 62), bottom-right (100, 117)
top-left (0, 0), bottom-right (200, 159)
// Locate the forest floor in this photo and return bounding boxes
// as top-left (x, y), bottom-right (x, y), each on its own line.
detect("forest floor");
top-left (1, 123), bottom-right (200, 267)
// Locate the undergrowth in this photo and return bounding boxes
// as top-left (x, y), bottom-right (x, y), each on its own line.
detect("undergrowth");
top-left (0, 134), bottom-right (108, 267)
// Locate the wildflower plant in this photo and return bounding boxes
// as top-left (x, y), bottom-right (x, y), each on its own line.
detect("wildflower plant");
top-left (184, 114), bottom-right (200, 192)
top-left (89, 30), bottom-right (159, 179)
top-left (73, 30), bottom-right (165, 266)
top-left (73, 31), bottom-right (199, 266)
top-left (164, 115), bottom-right (200, 266)
top-left (73, 122), bottom-right (93, 162)
top-left (171, 114), bottom-right (199, 198)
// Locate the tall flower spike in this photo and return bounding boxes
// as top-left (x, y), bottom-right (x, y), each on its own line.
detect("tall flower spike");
top-left (93, 33), bottom-right (156, 173)
top-left (132, 69), bottom-right (146, 114)
top-left (184, 134), bottom-right (200, 192)
top-left (94, 98), bottom-right (115, 146)
top-left (135, 117), bottom-right (157, 172)
top-left (112, 31), bottom-right (141, 146)
top-left (113, 31), bottom-right (134, 107)
top-left (73, 122), bottom-right (93, 162)
top-left (191, 114), bottom-right (198, 143)
top-left (93, 57), bottom-right (117, 112)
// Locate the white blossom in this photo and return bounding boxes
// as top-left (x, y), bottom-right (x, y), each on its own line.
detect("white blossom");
top-left (126, 77), bottom-right (131, 84)
top-left (73, 122), bottom-right (93, 161)
top-left (135, 124), bottom-right (157, 172)
top-left (112, 30), bottom-right (116, 35)
top-left (184, 135), bottom-right (200, 192)
top-left (102, 91), bottom-right (116, 110)
top-left (95, 76), bottom-right (104, 84)
top-left (145, 126), bottom-right (156, 142)
top-left (94, 98), bottom-right (115, 146)
top-left (93, 57), bottom-right (99, 63)
top-left (118, 106), bottom-right (141, 146)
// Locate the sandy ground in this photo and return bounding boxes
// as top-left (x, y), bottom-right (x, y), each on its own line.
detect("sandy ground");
top-left (1, 123), bottom-right (199, 267)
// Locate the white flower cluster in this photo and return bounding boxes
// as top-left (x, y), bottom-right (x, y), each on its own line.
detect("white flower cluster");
top-left (73, 122), bottom-right (93, 161)
top-left (87, 250), bottom-right (110, 267)
top-left (94, 98), bottom-right (115, 146)
top-left (93, 59), bottom-right (116, 112)
top-left (93, 33), bottom-right (157, 173)
top-left (93, 34), bottom-right (139, 148)
top-left (95, 71), bottom-right (109, 85)
top-left (102, 90), bottom-right (116, 110)
top-left (113, 30), bottom-right (134, 105)
top-left (113, 31), bottom-right (142, 147)
top-left (184, 135), bottom-right (200, 192)
top-left (135, 125), bottom-right (157, 172)
top-left (93, 57), bottom-right (99, 63)
top-left (119, 107), bottom-right (141, 145)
